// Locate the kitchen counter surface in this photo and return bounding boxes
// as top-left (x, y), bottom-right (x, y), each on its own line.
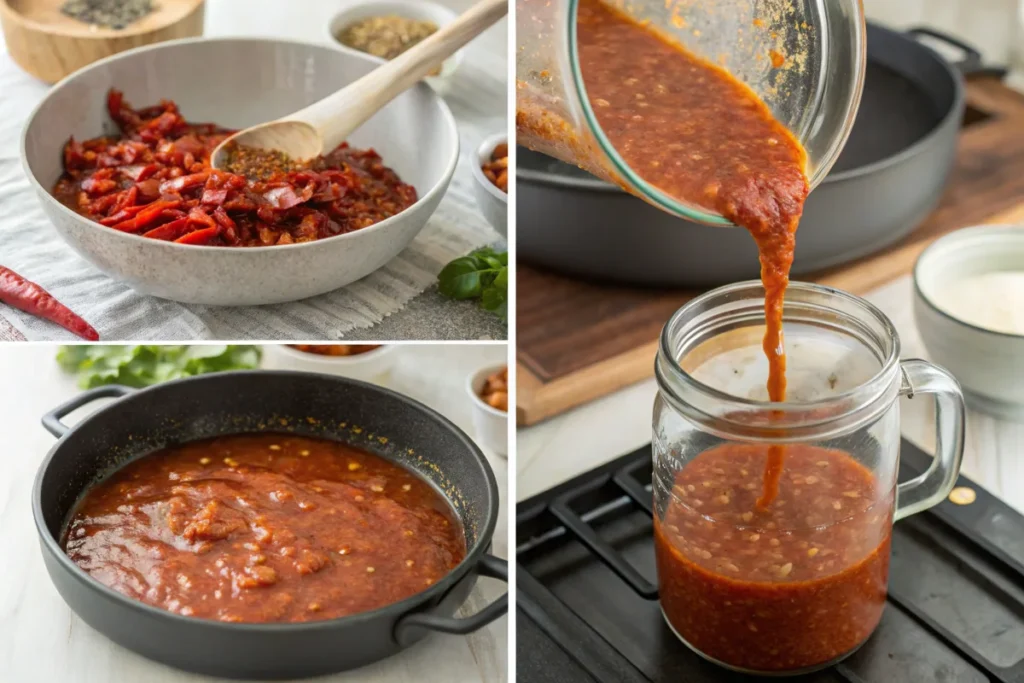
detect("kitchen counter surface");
top-left (519, 275), bottom-right (1024, 514)
top-left (0, 344), bottom-right (508, 683)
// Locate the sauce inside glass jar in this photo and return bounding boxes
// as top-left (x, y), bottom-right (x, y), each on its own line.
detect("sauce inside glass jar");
top-left (655, 444), bottom-right (892, 672)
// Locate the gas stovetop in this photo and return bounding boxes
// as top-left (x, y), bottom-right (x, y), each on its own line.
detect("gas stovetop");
top-left (517, 440), bottom-right (1024, 683)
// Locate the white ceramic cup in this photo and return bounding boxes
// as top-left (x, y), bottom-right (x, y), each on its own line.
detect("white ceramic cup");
top-left (466, 364), bottom-right (508, 457)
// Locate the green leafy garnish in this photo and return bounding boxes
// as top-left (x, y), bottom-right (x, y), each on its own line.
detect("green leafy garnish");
top-left (57, 345), bottom-right (262, 389)
top-left (437, 247), bottom-right (508, 321)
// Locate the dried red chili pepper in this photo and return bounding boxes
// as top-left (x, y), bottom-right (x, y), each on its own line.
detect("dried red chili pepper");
top-left (0, 267), bottom-right (99, 341)
top-left (52, 89), bottom-right (418, 247)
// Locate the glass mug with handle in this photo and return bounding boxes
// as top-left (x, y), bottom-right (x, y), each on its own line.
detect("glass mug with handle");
top-left (652, 281), bottom-right (965, 675)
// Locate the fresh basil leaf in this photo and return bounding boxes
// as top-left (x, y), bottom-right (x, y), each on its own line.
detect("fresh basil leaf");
top-left (437, 249), bottom-right (509, 321)
top-left (493, 267), bottom-right (508, 291)
top-left (480, 255), bottom-right (504, 270)
top-left (438, 257), bottom-right (485, 299)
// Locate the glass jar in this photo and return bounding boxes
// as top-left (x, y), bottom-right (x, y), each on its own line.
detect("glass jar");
top-left (516, 0), bottom-right (866, 225)
top-left (652, 281), bottom-right (966, 676)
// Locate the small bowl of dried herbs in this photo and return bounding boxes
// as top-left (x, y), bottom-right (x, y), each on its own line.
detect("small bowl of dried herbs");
top-left (327, 0), bottom-right (463, 83)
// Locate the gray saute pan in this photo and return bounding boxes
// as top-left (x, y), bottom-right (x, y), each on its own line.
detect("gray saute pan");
top-left (518, 24), bottom-right (1002, 287)
top-left (33, 371), bottom-right (506, 680)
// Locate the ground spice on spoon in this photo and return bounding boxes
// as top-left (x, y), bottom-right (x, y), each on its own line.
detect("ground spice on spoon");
top-left (221, 142), bottom-right (305, 181)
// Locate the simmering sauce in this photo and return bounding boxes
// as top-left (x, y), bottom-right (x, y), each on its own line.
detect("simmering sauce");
top-left (655, 444), bottom-right (892, 672)
top-left (64, 434), bottom-right (465, 623)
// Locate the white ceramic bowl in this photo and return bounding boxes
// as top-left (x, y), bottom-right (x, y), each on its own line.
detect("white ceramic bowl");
top-left (21, 37), bottom-right (459, 306)
top-left (913, 225), bottom-right (1024, 419)
top-left (326, 0), bottom-right (463, 83)
top-left (466, 363), bottom-right (508, 456)
top-left (470, 132), bottom-right (508, 238)
top-left (262, 344), bottom-right (399, 383)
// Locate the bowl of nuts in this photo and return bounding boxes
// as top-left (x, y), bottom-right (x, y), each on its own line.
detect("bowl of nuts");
top-left (471, 132), bottom-right (508, 237)
top-left (466, 363), bottom-right (507, 456)
top-left (262, 344), bottom-right (400, 383)
top-left (327, 0), bottom-right (463, 84)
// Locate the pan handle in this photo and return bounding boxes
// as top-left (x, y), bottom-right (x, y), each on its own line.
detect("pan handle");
top-left (394, 554), bottom-right (508, 643)
top-left (906, 27), bottom-right (1007, 78)
top-left (41, 385), bottom-right (135, 438)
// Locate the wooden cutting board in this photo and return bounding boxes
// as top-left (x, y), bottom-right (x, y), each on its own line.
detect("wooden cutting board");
top-left (517, 76), bottom-right (1024, 426)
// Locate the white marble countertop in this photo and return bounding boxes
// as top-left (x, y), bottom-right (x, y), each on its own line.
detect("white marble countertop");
top-left (518, 275), bottom-right (1024, 515)
top-left (0, 344), bottom-right (508, 683)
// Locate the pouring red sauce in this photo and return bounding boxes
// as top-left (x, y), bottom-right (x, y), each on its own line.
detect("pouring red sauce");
top-left (534, 3), bottom-right (891, 672)
top-left (572, 0), bottom-right (808, 507)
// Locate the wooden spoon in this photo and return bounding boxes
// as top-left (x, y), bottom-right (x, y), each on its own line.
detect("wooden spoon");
top-left (210, 0), bottom-right (507, 170)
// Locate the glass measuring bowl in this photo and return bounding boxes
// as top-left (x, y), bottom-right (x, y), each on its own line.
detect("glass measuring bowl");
top-left (516, 0), bottom-right (867, 226)
top-left (652, 281), bottom-right (965, 674)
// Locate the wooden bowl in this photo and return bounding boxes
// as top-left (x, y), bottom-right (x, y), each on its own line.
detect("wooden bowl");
top-left (0, 0), bottom-right (204, 83)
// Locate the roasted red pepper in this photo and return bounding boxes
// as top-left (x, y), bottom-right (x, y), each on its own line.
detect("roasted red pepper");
top-left (52, 89), bottom-right (418, 247)
top-left (0, 267), bottom-right (99, 341)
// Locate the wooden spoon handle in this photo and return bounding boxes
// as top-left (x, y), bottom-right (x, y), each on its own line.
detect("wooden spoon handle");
top-left (295, 0), bottom-right (507, 149)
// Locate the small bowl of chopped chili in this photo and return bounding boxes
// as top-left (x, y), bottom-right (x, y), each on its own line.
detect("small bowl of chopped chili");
top-left (470, 132), bottom-right (508, 237)
top-left (33, 371), bottom-right (506, 678)
top-left (327, 0), bottom-right (463, 83)
top-left (263, 343), bottom-right (399, 382)
top-left (466, 363), bottom-right (508, 456)
top-left (21, 37), bottom-right (460, 305)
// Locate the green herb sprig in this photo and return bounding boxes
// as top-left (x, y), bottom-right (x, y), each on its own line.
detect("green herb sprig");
top-left (437, 248), bottom-right (508, 321)
top-left (57, 345), bottom-right (262, 389)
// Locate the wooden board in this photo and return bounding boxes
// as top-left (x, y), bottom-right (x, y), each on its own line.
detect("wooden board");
top-left (517, 76), bottom-right (1024, 426)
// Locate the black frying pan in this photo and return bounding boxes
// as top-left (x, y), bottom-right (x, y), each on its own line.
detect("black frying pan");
top-left (33, 372), bottom-right (507, 680)
top-left (517, 24), bottom-right (1000, 287)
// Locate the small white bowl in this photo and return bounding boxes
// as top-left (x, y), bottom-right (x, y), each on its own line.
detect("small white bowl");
top-left (466, 363), bottom-right (508, 456)
top-left (326, 0), bottom-right (463, 84)
top-left (470, 132), bottom-right (508, 237)
top-left (262, 344), bottom-right (399, 383)
top-left (913, 225), bottom-right (1024, 419)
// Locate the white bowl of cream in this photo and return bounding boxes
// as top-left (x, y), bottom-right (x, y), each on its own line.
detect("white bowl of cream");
top-left (913, 225), bottom-right (1024, 419)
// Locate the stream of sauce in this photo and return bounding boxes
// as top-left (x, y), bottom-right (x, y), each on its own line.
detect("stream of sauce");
top-left (574, 0), bottom-right (809, 504)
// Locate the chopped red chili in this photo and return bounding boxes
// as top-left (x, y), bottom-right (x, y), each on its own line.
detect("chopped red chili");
top-left (52, 90), bottom-right (418, 247)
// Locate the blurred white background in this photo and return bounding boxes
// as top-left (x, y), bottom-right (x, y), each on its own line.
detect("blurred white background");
top-left (864, 0), bottom-right (1024, 74)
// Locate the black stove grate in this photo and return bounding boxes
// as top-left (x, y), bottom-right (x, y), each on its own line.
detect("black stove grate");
top-left (517, 440), bottom-right (1024, 683)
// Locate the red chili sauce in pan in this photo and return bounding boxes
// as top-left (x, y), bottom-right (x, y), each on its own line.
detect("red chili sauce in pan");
top-left (63, 434), bottom-right (465, 623)
top-left (655, 445), bottom-right (892, 672)
top-left (573, 0), bottom-right (809, 506)
top-left (52, 90), bottom-right (417, 246)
